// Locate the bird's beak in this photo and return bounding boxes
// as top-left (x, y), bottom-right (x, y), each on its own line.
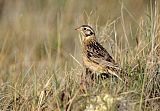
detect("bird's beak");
top-left (75, 27), bottom-right (80, 31)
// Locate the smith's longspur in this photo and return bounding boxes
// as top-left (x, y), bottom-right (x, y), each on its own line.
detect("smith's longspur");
top-left (75, 25), bottom-right (127, 82)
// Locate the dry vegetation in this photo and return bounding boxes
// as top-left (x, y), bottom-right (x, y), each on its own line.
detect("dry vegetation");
top-left (0, 0), bottom-right (160, 111)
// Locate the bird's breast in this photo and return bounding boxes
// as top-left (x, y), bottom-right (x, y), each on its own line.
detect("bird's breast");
top-left (82, 56), bottom-right (104, 73)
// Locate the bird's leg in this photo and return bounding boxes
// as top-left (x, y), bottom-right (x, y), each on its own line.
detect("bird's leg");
top-left (85, 68), bottom-right (98, 81)
top-left (80, 68), bottom-right (93, 93)
top-left (80, 69), bottom-right (87, 93)
top-left (86, 68), bottom-right (110, 82)
top-left (86, 68), bottom-right (105, 84)
top-left (100, 73), bottom-right (110, 80)
top-left (86, 68), bottom-right (93, 80)
top-left (86, 68), bottom-right (92, 75)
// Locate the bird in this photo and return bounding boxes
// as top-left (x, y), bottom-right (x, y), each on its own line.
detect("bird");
top-left (75, 25), bottom-right (126, 82)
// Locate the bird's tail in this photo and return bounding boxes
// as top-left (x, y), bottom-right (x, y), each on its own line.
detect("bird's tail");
top-left (105, 66), bottom-right (128, 83)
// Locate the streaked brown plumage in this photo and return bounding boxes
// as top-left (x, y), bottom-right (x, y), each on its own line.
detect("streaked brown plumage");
top-left (76, 25), bottom-right (125, 81)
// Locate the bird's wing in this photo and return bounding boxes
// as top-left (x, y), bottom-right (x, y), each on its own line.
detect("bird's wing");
top-left (91, 42), bottom-right (116, 63)
top-left (90, 57), bottom-right (123, 81)
top-left (90, 57), bottom-right (121, 71)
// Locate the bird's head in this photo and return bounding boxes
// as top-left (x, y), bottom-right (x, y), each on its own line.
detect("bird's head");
top-left (75, 25), bottom-right (96, 41)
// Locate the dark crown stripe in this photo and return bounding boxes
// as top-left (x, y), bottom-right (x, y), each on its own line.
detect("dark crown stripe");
top-left (81, 25), bottom-right (95, 34)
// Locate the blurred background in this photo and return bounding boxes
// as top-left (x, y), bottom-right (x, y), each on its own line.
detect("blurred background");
top-left (0, 0), bottom-right (159, 83)
top-left (0, 1), bottom-right (160, 110)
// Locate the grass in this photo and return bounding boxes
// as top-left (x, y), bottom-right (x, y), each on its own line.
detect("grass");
top-left (0, 0), bottom-right (160, 111)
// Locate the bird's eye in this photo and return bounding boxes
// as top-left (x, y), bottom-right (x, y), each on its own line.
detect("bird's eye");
top-left (84, 28), bottom-right (86, 30)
